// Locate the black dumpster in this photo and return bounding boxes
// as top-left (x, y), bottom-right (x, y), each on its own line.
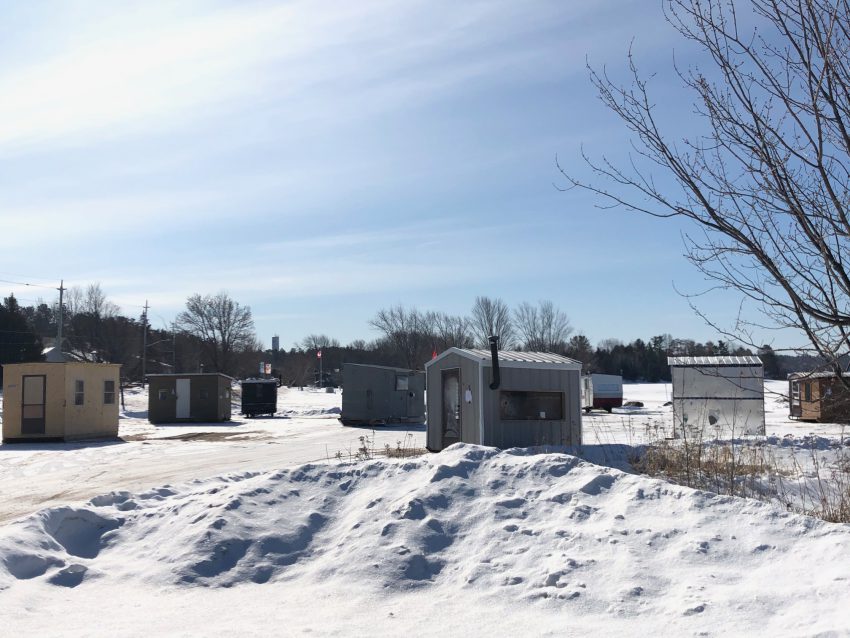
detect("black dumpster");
top-left (240, 379), bottom-right (278, 417)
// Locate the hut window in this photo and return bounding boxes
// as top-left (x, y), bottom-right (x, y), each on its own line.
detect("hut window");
top-left (103, 380), bottom-right (115, 404)
top-left (499, 391), bottom-right (564, 421)
top-left (200, 388), bottom-right (209, 400)
top-left (804, 382), bottom-right (812, 402)
top-left (396, 375), bottom-right (409, 391)
top-left (74, 380), bottom-right (85, 405)
top-left (158, 389), bottom-right (169, 400)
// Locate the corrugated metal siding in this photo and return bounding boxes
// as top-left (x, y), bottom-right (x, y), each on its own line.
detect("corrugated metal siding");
top-left (459, 349), bottom-right (581, 365)
top-left (428, 358), bottom-right (580, 450)
top-left (425, 353), bottom-right (481, 451)
top-left (670, 365), bottom-right (764, 436)
top-left (342, 364), bottom-right (425, 423)
top-left (482, 367), bottom-right (580, 448)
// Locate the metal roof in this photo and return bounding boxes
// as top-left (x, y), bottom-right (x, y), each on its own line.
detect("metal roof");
top-left (343, 363), bottom-right (422, 374)
top-left (787, 371), bottom-right (850, 379)
top-left (667, 355), bottom-right (763, 367)
top-left (461, 349), bottom-right (580, 364)
top-left (426, 347), bottom-right (582, 370)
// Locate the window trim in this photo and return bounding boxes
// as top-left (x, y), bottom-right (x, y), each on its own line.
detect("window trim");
top-left (103, 379), bottom-right (115, 405)
top-left (74, 379), bottom-right (85, 406)
top-left (498, 389), bottom-right (565, 421)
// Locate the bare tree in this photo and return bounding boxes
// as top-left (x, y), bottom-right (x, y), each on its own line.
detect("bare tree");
top-left (369, 305), bottom-right (433, 368)
top-left (175, 292), bottom-right (256, 374)
top-left (62, 286), bottom-right (84, 318)
top-left (513, 300), bottom-right (573, 352)
top-left (63, 283), bottom-right (125, 362)
top-left (301, 334), bottom-right (340, 351)
top-left (82, 283), bottom-right (120, 317)
top-left (563, 0), bottom-right (850, 373)
top-left (431, 312), bottom-right (474, 350)
top-left (470, 296), bottom-right (516, 348)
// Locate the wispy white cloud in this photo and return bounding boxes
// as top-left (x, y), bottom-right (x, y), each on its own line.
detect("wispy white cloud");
top-left (0, 0), bottom-right (717, 346)
top-left (0, 0), bottom-right (632, 154)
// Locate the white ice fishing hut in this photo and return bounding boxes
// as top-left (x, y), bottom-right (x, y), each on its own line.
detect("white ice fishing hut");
top-left (668, 355), bottom-right (765, 438)
top-left (426, 341), bottom-right (582, 452)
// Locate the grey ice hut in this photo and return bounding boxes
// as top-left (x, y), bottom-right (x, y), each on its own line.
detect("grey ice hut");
top-left (147, 373), bottom-right (233, 423)
top-left (340, 363), bottom-right (425, 425)
top-left (425, 348), bottom-right (582, 451)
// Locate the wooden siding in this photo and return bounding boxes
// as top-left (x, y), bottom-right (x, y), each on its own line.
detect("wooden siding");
top-left (147, 374), bottom-right (231, 423)
top-left (791, 377), bottom-right (850, 423)
top-left (2, 362), bottom-right (120, 441)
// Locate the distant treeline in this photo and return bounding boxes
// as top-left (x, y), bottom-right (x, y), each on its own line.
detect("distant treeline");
top-left (0, 289), bottom-right (800, 384)
top-left (272, 334), bottom-right (788, 386)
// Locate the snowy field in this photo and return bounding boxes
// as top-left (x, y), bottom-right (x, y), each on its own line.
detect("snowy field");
top-left (1, 382), bottom-right (850, 636)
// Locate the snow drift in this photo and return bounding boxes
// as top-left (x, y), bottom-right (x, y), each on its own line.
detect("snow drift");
top-left (1, 444), bottom-right (848, 635)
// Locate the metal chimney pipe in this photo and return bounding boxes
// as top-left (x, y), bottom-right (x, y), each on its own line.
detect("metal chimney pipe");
top-left (488, 335), bottom-right (501, 390)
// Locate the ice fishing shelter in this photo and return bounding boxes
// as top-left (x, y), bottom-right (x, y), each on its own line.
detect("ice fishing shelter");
top-left (2, 361), bottom-right (120, 442)
top-left (340, 363), bottom-right (425, 425)
top-left (240, 378), bottom-right (278, 418)
top-left (581, 373), bottom-right (624, 412)
top-left (668, 356), bottom-right (764, 438)
top-left (788, 372), bottom-right (850, 422)
top-left (425, 346), bottom-right (582, 452)
top-left (146, 373), bottom-right (233, 423)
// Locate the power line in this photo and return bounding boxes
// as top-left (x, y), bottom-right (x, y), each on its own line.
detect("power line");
top-left (0, 278), bottom-right (56, 290)
top-left (0, 271), bottom-right (58, 283)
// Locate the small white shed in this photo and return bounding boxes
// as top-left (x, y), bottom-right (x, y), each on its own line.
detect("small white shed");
top-left (668, 355), bottom-right (764, 438)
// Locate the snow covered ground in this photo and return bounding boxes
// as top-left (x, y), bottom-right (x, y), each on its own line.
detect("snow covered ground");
top-left (0, 386), bottom-right (424, 524)
top-left (1, 382), bottom-right (850, 635)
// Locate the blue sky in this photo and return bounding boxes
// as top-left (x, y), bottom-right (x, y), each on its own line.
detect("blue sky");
top-left (0, 1), bottom-right (795, 350)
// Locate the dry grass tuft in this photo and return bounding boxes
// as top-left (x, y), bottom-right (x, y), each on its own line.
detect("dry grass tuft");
top-left (331, 431), bottom-right (427, 462)
top-left (632, 429), bottom-right (850, 523)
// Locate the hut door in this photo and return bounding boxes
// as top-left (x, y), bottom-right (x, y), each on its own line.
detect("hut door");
top-left (441, 368), bottom-right (461, 446)
top-left (21, 374), bottom-right (47, 435)
top-left (176, 379), bottom-right (191, 419)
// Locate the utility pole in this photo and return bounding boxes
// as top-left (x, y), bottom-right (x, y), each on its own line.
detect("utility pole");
top-left (172, 322), bottom-right (176, 373)
top-left (141, 300), bottom-right (149, 384)
top-left (56, 279), bottom-right (64, 352)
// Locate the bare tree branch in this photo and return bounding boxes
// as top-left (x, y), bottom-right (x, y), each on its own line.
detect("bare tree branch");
top-left (564, 0), bottom-right (850, 375)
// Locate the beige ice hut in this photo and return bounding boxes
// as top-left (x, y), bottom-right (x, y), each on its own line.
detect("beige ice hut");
top-left (2, 361), bottom-right (121, 442)
top-left (426, 345), bottom-right (582, 452)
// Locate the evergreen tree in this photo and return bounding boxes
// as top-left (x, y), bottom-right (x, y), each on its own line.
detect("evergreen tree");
top-left (0, 295), bottom-right (43, 382)
top-left (758, 345), bottom-right (782, 380)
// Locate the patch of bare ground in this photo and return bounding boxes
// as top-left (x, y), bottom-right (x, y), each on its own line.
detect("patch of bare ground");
top-left (122, 432), bottom-right (269, 443)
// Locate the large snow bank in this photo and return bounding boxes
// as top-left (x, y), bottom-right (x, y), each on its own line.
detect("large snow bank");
top-left (1, 444), bottom-right (848, 635)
